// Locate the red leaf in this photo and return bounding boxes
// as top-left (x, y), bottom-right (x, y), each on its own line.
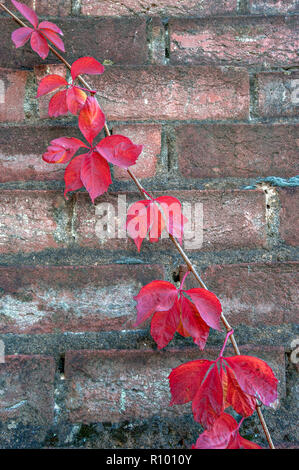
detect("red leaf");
top-left (78, 96), bottom-right (105, 145)
top-left (39, 29), bottom-right (65, 52)
top-left (150, 298), bottom-right (181, 349)
top-left (11, 0), bottom-right (38, 28)
top-left (225, 355), bottom-right (278, 407)
top-left (30, 31), bottom-right (49, 59)
top-left (11, 27), bottom-right (33, 48)
top-left (64, 154), bottom-right (86, 199)
top-left (148, 202), bottom-right (166, 243)
top-left (169, 359), bottom-right (212, 405)
top-left (225, 366), bottom-right (256, 417)
top-left (192, 412), bottom-right (262, 449)
top-left (80, 151), bottom-right (112, 203)
top-left (71, 56), bottom-right (105, 80)
top-left (48, 90), bottom-right (68, 117)
top-left (184, 288), bottom-right (222, 331)
top-left (126, 200), bottom-right (151, 252)
top-left (38, 21), bottom-right (63, 36)
top-left (154, 196), bottom-right (187, 244)
top-left (96, 135), bottom-right (142, 168)
top-left (36, 74), bottom-right (68, 98)
top-left (133, 280), bottom-right (178, 326)
top-left (66, 86), bottom-right (87, 115)
top-left (42, 137), bottom-right (86, 164)
top-left (192, 364), bottom-right (223, 427)
top-left (180, 296), bottom-right (210, 350)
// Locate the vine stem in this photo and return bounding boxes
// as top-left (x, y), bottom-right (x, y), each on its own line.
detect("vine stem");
top-left (0, 2), bottom-right (275, 449)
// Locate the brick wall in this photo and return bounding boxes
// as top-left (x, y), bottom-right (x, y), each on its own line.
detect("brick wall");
top-left (0, 0), bottom-right (298, 449)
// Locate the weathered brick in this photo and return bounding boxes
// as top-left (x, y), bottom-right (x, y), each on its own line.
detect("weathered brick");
top-left (169, 17), bottom-right (299, 66)
top-left (35, 64), bottom-right (67, 119)
top-left (112, 125), bottom-right (161, 180)
top-left (256, 71), bottom-right (299, 118)
top-left (0, 264), bottom-right (164, 334)
top-left (81, 0), bottom-right (238, 17)
top-left (0, 68), bottom-right (27, 122)
top-left (74, 190), bottom-right (267, 252)
top-left (0, 355), bottom-right (55, 425)
top-left (0, 125), bottom-right (83, 182)
top-left (176, 123), bottom-right (299, 179)
top-left (180, 262), bottom-right (299, 325)
top-left (0, 18), bottom-right (147, 69)
top-left (249, 0), bottom-right (299, 14)
top-left (91, 66), bottom-right (249, 121)
top-left (0, 190), bottom-right (68, 253)
top-left (64, 347), bottom-right (285, 423)
top-left (3, 0), bottom-right (72, 16)
top-left (279, 188), bottom-right (299, 247)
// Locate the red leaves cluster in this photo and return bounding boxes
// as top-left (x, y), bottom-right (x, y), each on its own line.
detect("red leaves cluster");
top-left (43, 96), bottom-right (142, 202)
top-left (37, 57), bottom-right (105, 116)
top-left (11, 0), bottom-right (64, 59)
top-left (192, 413), bottom-right (261, 449)
top-left (169, 353), bottom-right (278, 429)
top-left (126, 196), bottom-right (187, 251)
top-left (134, 280), bottom-right (222, 349)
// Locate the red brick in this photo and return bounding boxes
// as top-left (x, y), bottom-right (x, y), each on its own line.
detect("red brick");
top-left (112, 125), bottom-right (161, 180)
top-left (169, 17), bottom-right (299, 66)
top-left (0, 125), bottom-right (84, 183)
top-left (91, 66), bottom-right (249, 121)
top-left (256, 71), bottom-right (299, 118)
top-left (0, 265), bottom-right (164, 334)
top-left (65, 347), bottom-right (285, 423)
top-left (279, 188), bottom-right (299, 247)
top-left (176, 123), bottom-right (299, 179)
top-left (3, 0), bottom-right (72, 16)
top-left (0, 190), bottom-right (68, 254)
top-left (74, 190), bottom-right (267, 252)
top-left (35, 64), bottom-right (67, 119)
top-left (0, 18), bottom-right (147, 69)
top-left (0, 68), bottom-right (27, 122)
top-left (180, 262), bottom-right (299, 325)
top-left (0, 355), bottom-right (55, 425)
top-left (81, 0), bottom-right (237, 16)
top-left (249, 0), bottom-right (299, 14)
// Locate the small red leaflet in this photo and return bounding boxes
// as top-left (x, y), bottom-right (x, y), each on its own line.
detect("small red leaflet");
top-left (42, 97), bottom-right (142, 203)
top-left (11, 0), bottom-right (64, 59)
top-left (169, 349), bottom-right (278, 428)
top-left (192, 413), bottom-right (262, 449)
top-left (36, 57), bottom-right (105, 116)
top-left (126, 196), bottom-right (188, 251)
top-left (133, 278), bottom-right (222, 349)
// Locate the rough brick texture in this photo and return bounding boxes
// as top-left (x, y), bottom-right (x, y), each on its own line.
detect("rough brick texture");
top-left (65, 347), bottom-right (285, 424)
top-left (180, 262), bottom-right (299, 325)
top-left (0, 69), bottom-right (27, 122)
top-left (256, 71), bottom-right (299, 118)
top-left (0, 190), bottom-right (67, 253)
top-left (91, 66), bottom-right (249, 121)
top-left (176, 124), bottom-right (299, 179)
top-left (249, 0), bottom-right (299, 14)
top-left (2, 0), bottom-right (72, 16)
top-left (279, 188), bottom-right (299, 246)
top-left (81, 0), bottom-right (238, 17)
top-left (0, 265), bottom-right (163, 333)
top-left (169, 17), bottom-right (299, 66)
top-left (0, 18), bottom-right (148, 68)
top-left (0, 355), bottom-right (55, 425)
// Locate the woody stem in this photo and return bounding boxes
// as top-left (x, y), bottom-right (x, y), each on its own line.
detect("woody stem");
top-left (0, 1), bottom-right (275, 449)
